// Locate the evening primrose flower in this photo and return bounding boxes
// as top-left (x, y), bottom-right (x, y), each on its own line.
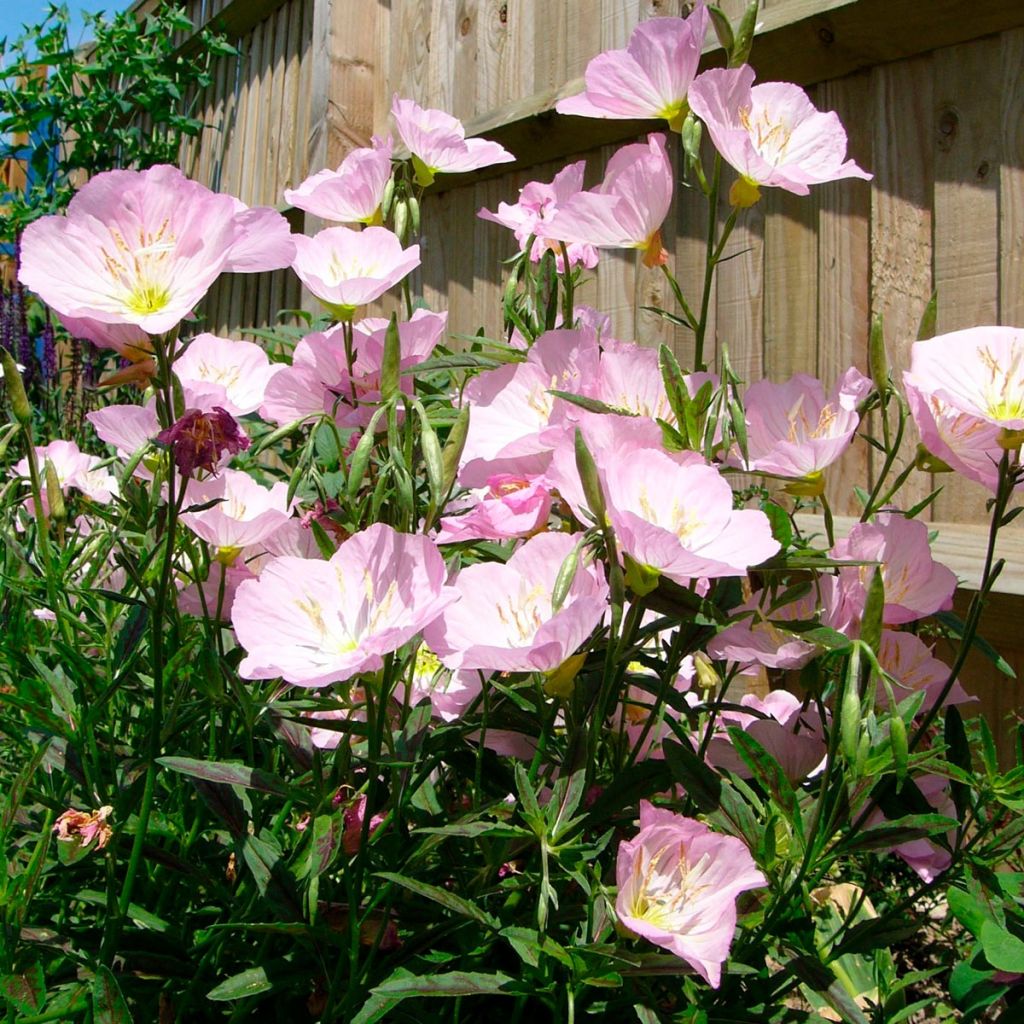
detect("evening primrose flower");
top-left (291, 226), bottom-right (420, 317)
top-left (688, 65), bottom-right (871, 205)
top-left (543, 134), bottom-right (674, 267)
top-left (233, 524), bottom-right (455, 687)
top-left (19, 165), bottom-right (293, 335)
top-left (284, 135), bottom-right (394, 224)
top-left (556, 8), bottom-right (709, 131)
top-left (423, 531), bottom-right (608, 675)
top-left (391, 96), bottom-right (514, 186)
top-left (905, 327), bottom-right (1024, 435)
top-left (616, 802), bottom-right (766, 987)
top-left (172, 333), bottom-right (285, 418)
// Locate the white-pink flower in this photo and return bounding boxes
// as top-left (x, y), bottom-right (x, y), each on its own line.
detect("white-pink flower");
top-left (740, 368), bottom-right (871, 479)
top-left (14, 439), bottom-right (119, 513)
top-left (19, 165), bottom-right (292, 335)
top-left (172, 333), bottom-right (284, 418)
top-left (478, 162), bottom-right (598, 270)
top-left (688, 66), bottom-right (871, 200)
top-left (423, 531), bottom-right (608, 674)
top-left (543, 134), bottom-right (674, 267)
top-left (556, 9), bottom-right (708, 130)
top-left (291, 225), bottom-right (420, 315)
top-left (392, 96), bottom-right (515, 184)
top-left (435, 474), bottom-right (553, 544)
top-left (616, 801), bottom-right (766, 987)
top-left (233, 524), bottom-right (455, 686)
top-left (831, 513), bottom-right (957, 626)
top-left (599, 448), bottom-right (779, 585)
top-left (179, 469), bottom-right (294, 555)
top-left (284, 136), bottom-right (394, 224)
top-left (905, 327), bottom-right (1024, 431)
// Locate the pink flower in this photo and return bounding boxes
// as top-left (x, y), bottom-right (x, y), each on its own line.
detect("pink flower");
top-left (688, 66), bottom-right (871, 203)
top-left (478, 162), bottom-right (598, 270)
top-left (706, 577), bottom-right (851, 671)
top-left (556, 9), bottom-right (708, 131)
top-left (599, 448), bottom-right (779, 585)
top-left (233, 524), bottom-right (454, 686)
top-left (402, 646), bottom-right (482, 722)
top-left (616, 801), bottom-right (766, 986)
top-left (53, 805), bottom-right (114, 850)
top-left (877, 630), bottom-right (974, 713)
top-left (831, 514), bottom-right (956, 626)
top-left (172, 333), bottom-right (284, 418)
top-left (19, 165), bottom-right (292, 335)
top-left (285, 136), bottom-right (394, 224)
top-left (14, 439), bottom-right (119, 513)
top-left (435, 474), bottom-right (553, 544)
top-left (392, 96), bottom-right (514, 185)
top-left (179, 469), bottom-right (293, 555)
top-left (904, 381), bottom-right (1007, 492)
top-left (88, 404), bottom-right (160, 472)
top-left (704, 691), bottom-right (826, 782)
top-left (740, 368), bottom-right (871, 480)
top-left (868, 775), bottom-right (955, 882)
top-left (905, 327), bottom-right (1024, 431)
top-left (177, 561), bottom-right (256, 622)
top-left (423, 531), bottom-right (608, 674)
top-left (291, 226), bottom-right (420, 316)
top-left (543, 134), bottom-right (674, 267)
top-left (224, 200), bottom-right (297, 273)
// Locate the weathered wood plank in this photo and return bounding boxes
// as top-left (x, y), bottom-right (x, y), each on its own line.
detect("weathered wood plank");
top-left (1001, 29), bottom-right (1024, 330)
top-left (932, 37), bottom-right (1001, 525)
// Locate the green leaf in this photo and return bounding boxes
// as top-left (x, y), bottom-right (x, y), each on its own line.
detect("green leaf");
top-left (948, 886), bottom-right (992, 939)
top-left (157, 757), bottom-right (291, 797)
top-left (307, 813), bottom-right (341, 878)
top-left (663, 738), bottom-right (722, 813)
top-left (0, 962), bottom-right (44, 1014)
top-left (379, 313), bottom-right (401, 401)
top-left (206, 966), bottom-right (273, 1002)
top-left (371, 970), bottom-right (514, 998)
top-left (840, 813), bottom-right (956, 853)
top-left (726, 727), bottom-right (803, 839)
top-left (980, 920), bottom-right (1024, 973)
top-left (377, 872), bottom-right (500, 930)
top-left (92, 965), bottom-right (132, 1023)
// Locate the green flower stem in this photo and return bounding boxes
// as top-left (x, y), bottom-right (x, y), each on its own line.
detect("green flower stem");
top-left (693, 153), bottom-right (723, 373)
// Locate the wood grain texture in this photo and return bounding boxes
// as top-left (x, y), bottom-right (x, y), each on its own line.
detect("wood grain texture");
top-left (932, 37), bottom-right (1001, 525)
top-left (1001, 29), bottom-right (1024, 330)
top-left (816, 71), bottom-right (871, 517)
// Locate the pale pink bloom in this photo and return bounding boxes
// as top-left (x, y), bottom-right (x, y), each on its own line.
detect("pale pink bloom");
top-left (19, 165), bottom-right (290, 335)
top-left (260, 310), bottom-right (445, 427)
top-left (177, 561), bottom-right (256, 622)
top-left (616, 801), bottom-right (766, 986)
top-left (401, 646), bottom-right (482, 722)
top-left (831, 514), bottom-right (956, 626)
top-left (342, 794), bottom-right (387, 854)
top-left (707, 577), bottom-right (851, 671)
top-left (436, 474), bottom-right (553, 544)
top-left (868, 775), bottom-right (955, 882)
top-left (234, 524), bottom-right (454, 686)
top-left (478, 162), bottom-right (598, 269)
top-left (424, 531), bottom-right (608, 674)
top-left (688, 66), bottom-right (872, 197)
top-left (292, 226), bottom-right (420, 314)
top-left (458, 328), bottom-right (602, 487)
top-left (87, 403), bottom-right (161, 479)
top-left (877, 630), bottom-right (974, 713)
top-left (392, 96), bottom-right (514, 182)
top-left (543, 134), bottom-right (674, 267)
top-left (225, 200), bottom-right (297, 273)
top-left (556, 9), bottom-right (708, 130)
top-left (14, 440), bottom-right (119, 513)
top-left (905, 327), bottom-right (1024, 431)
top-left (172, 333), bottom-right (284, 418)
top-left (285, 136), bottom-right (394, 224)
top-left (600, 448), bottom-right (779, 585)
top-left (705, 691), bottom-right (826, 782)
top-left (179, 469), bottom-right (294, 554)
top-left (740, 368), bottom-right (872, 478)
top-left (59, 316), bottom-right (154, 360)
top-left (304, 688), bottom-right (369, 750)
top-left (904, 381), bottom-right (1007, 492)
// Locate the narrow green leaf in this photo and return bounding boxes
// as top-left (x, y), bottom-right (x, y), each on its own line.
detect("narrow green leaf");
top-left (377, 872), bottom-right (500, 930)
top-left (92, 965), bottom-right (132, 1023)
top-left (157, 757), bottom-right (290, 797)
top-left (206, 966), bottom-right (273, 1002)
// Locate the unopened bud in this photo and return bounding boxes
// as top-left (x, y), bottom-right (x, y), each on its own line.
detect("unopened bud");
top-left (1, 349), bottom-right (32, 425)
top-left (44, 459), bottom-right (65, 523)
top-left (693, 651), bottom-right (721, 693)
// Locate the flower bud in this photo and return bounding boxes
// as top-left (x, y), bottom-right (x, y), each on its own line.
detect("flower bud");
top-left (1, 348), bottom-right (32, 425)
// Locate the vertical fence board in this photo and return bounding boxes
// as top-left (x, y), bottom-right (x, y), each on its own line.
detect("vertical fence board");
top-left (1001, 29), bottom-right (1024, 329)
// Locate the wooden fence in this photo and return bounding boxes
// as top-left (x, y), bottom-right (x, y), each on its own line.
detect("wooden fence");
top-left (120, 0), bottom-right (1024, 754)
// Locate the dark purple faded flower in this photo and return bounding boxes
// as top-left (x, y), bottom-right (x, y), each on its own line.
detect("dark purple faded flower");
top-left (156, 406), bottom-right (250, 478)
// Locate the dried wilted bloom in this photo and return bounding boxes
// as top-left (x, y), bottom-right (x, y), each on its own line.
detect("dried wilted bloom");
top-left (156, 406), bottom-right (249, 478)
top-left (53, 805), bottom-right (114, 850)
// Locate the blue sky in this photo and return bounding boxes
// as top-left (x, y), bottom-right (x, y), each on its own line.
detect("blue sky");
top-left (0, 2), bottom-right (129, 51)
